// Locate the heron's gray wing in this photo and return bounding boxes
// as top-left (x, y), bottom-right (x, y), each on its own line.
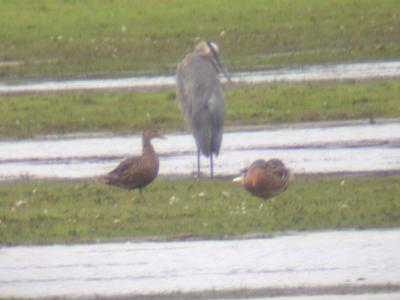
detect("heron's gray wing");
top-left (189, 56), bottom-right (217, 120)
top-left (208, 85), bottom-right (224, 155)
top-left (176, 55), bottom-right (199, 123)
top-left (176, 53), bottom-right (224, 156)
top-left (176, 61), bottom-right (190, 116)
top-left (176, 54), bottom-right (215, 120)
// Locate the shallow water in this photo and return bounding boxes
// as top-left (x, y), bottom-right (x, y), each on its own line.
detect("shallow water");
top-left (0, 122), bottom-right (399, 180)
top-left (242, 294), bottom-right (400, 300)
top-left (1, 230), bottom-right (399, 298)
top-left (0, 123), bottom-right (400, 180)
top-left (0, 61), bottom-right (400, 94)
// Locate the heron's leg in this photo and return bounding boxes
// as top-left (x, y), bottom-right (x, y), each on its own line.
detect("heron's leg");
top-left (197, 148), bottom-right (201, 178)
top-left (210, 153), bottom-right (214, 178)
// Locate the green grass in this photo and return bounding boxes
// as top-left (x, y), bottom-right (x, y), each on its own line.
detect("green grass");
top-left (1, 175), bottom-right (399, 245)
top-left (0, 0), bottom-right (399, 80)
top-left (0, 80), bottom-right (399, 139)
top-left (227, 80), bottom-right (400, 124)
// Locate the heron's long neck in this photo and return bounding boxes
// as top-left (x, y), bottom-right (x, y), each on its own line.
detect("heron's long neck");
top-left (142, 138), bottom-right (155, 156)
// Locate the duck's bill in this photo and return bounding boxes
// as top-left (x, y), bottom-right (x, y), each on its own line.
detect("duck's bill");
top-left (232, 176), bottom-right (244, 184)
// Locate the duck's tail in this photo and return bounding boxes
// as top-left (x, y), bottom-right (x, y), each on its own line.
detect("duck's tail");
top-left (97, 174), bottom-right (111, 184)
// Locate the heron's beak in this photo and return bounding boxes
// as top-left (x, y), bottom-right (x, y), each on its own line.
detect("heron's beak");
top-left (232, 176), bottom-right (244, 185)
top-left (157, 134), bottom-right (166, 140)
top-left (207, 41), bottom-right (232, 83)
top-left (215, 56), bottom-right (232, 83)
top-left (220, 65), bottom-right (232, 82)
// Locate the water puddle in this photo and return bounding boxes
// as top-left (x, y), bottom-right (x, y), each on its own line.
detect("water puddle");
top-left (1, 229), bottom-right (399, 298)
top-left (0, 122), bottom-right (399, 180)
top-left (0, 61), bottom-right (399, 94)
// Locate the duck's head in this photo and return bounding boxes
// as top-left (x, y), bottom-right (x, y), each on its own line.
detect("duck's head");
top-left (143, 129), bottom-right (166, 140)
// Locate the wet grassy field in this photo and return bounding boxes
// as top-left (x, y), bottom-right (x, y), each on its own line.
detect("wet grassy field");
top-left (1, 80), bottom-right (399, 139)
top-left (1, 0), bottom-right (399, 80)
top-left (0, 175), bottom-right (399, 245)
top-left (1, 1), bottom-right (399, 247)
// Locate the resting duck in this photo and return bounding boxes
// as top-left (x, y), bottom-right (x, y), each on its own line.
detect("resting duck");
top-left (233, 158), bottom-right (290, 201)
top-left (99, 130), bottom-right (165, 201)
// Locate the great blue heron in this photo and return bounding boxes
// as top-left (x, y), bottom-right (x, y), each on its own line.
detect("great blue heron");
top-left (176, 41), bottom-right (230, 178)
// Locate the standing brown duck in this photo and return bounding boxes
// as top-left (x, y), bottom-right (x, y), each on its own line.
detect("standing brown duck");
top-left (99, 130), bottom-right (165, 201)
top-left (233, 159), bottom-right (290, 201)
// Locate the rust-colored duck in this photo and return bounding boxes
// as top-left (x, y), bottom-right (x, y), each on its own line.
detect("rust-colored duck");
top-left (99, 130), bottom-right (165, 202)
top-left (233, 158), bottom-right (290, 201)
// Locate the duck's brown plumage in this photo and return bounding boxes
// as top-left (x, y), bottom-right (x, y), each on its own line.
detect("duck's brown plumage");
top-left (100, 130), bottom-right (164, 196)
top-left (235, 158), bottom-right (290, 201)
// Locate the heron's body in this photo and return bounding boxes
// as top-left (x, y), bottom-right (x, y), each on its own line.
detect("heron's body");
top-left (99, 130), bottom-right (164, 201)
top-left (234, 159), bottom-right (290, 201)
top-left (176, 41), bottom-right (228, 177)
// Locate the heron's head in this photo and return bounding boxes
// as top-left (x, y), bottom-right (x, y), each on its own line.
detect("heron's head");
top-left (142, 129), bottom-right (166, 140)
top-left (195, 41), bottom-right (231, 82)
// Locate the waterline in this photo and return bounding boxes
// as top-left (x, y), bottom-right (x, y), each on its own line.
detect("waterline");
top-left (1, 61), bottom-right (399, 94)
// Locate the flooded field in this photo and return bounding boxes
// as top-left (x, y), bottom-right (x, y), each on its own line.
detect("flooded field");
top-left (0, 121), bottom-right (399, 180)
top-left (1, 229), bottom-right (399, 299)
top-left (1, 60), bottom-right (400, 299)
top-left (0, 61), bottom-right (399, 94)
